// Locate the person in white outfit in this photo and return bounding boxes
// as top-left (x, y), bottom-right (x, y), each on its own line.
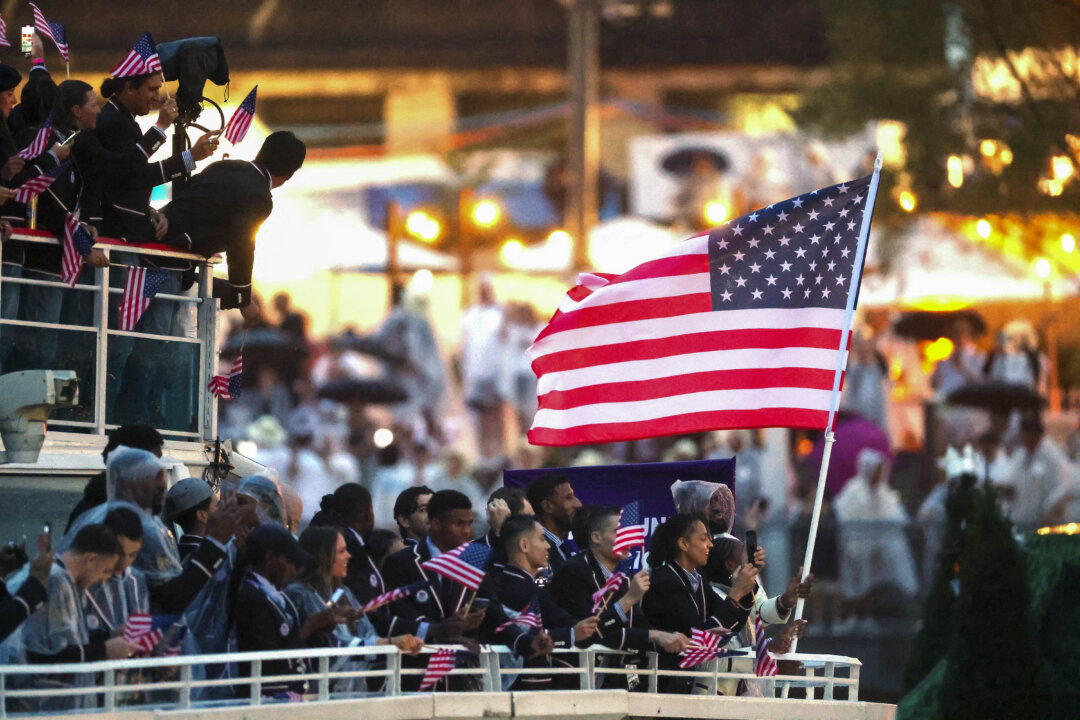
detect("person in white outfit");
top-left (833, 448), bottom-right (919, 635)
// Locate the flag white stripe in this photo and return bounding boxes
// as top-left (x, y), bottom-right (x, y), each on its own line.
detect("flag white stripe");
top-left (563, 272), bottom-right (711, 313)
top-left (531, 306), bottom-right (846, 360)
top-left (538, 346), bottom-right (844, 395)
top-left (533, 386), bottom-right (833, 430)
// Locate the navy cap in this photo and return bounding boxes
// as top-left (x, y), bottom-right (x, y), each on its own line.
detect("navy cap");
top-left (0, 65), bottom-right (21, 92)
top-left (246, 523), bottom-right (310, 567)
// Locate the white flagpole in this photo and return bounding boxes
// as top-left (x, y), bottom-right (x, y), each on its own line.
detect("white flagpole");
top-left (788, 153), bottom-right (883, 654)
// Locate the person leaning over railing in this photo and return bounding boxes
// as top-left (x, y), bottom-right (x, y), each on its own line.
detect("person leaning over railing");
top-left (641, 514), bottom-right (757, 694)
top-left (548, 505), bottom-right (691, 690)
top-left (159, 130), bottom-right (306, 323)
top-left (285, 526), bottom-right (423, 696)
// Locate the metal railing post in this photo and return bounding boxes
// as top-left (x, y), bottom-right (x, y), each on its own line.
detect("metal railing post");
top-left (583, 649), bottom-right (595, 690)
top-left (386, 649), bottom-right (401, 697)
top-left (483, 648), bottom-right (498, 692)
top-left (179, 663), bottom-right (192, 708)
top-left (705, 656), bottom-right (718, 696)
top-left (849, 662), bottom-right (860, 701)
top-left (646, 652), bottom-right (658, 694)
top-left (318, 656), bottom-right (330, 702)
top-left (824, 661), bottom-right (835, 700)
top-left (251, 659), bottom-right (262, 705)
top-left (197, 262), bottom-right (216, 441)
top-left (93, 259), bottom-right (109, 434)
top-left (103, 668), bottom-right (116, 712)
top-left (1, 667), bottom-right (7, 719)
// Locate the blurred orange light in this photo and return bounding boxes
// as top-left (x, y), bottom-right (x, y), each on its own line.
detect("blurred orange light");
top-left (976, 219), bottom-right (992, 239)
top-left (947, 155), bottom-right (964, 188)
top-left (1062, 233), bottom-right (1076, 253)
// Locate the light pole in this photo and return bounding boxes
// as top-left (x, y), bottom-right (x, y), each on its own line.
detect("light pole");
top-left (566, 0), bottom-right (600, 272)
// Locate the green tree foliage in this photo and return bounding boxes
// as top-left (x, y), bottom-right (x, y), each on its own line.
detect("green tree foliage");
top-left (902, 474), bottom-right (974, 691)
top-left (940, 479), bottom-right (1052, 720)
top-left (799, 0), bottom-right (1080, 226)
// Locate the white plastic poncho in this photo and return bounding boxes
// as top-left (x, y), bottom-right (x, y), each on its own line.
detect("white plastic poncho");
top-left (670, 479), bottom-right (736, 535)
top-left (833, 448), bottom-right (919, 598)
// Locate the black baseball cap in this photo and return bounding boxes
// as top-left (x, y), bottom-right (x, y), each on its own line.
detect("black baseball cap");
top-left (246, 523), bottom-right (311, 567)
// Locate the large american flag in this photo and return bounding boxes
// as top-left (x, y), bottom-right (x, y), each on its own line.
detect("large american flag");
top-left (13, 161), bottom-right (68, 204)
top-left (124, 613), bottom-right (183, 655)
top-left (17, 114), bottom-right (53, 161)
top-left (528, 175), bottom-right (877, 446)
top-left (111, 32), bottom-right (161, 77)
top-left (0, 14), bottom-right (10, 48)
top-left (30, 3), bottom-right (67, 61)
top-left (753, 612), bottom-right (778, 677)
top-left (359, 579), bottom-right (429, 613)
top-left (61, 213), bottom-right (95, 286)
top-left (119, 267), bottom-right (170, 331)
top-left (421, 541), bottom-right (492, 592)
top-left (223, 86), bottom-right (257, 145)
top-left (612, 500), bottom-right (646, 556)
top-left (418, 647), bottom-right (457, 691)
top-left (208, 354), bottom-right (244, 401)
top-left (495, 596), bottom-right (544, 632)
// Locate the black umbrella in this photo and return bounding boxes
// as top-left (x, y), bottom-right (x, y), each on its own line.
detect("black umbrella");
top-left (316, 377), bottom-right (410, 405)
top-left (893, 309), bottom-right (987, 341)
top-left (222, 327), bottom-right (307, 357)
top-left (330, 330), bottom-right (407, 365)
top-left (660, 147), bottom-right (731, 175)
top-left (946, 382), bottom-right (1046, 413)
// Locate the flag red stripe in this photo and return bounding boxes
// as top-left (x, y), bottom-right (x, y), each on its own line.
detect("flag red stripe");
top-left (536, 292), bottom-right (713, 343)
top-left (538, 367), bottom-right (838, 411)
top-left (528, 407), bottom-right (828, 446)
top-left (533, 326), bottom-right (843, 376)
top-left (607, 253), bottom-right (710, 286)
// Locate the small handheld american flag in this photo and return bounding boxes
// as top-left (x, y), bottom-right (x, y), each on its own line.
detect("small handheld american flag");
top-left (124, 613), bottom-right (183, 656)
top-left (30, 3), bottom-right (67, 61)
top-left (17, 114), bottom-right (53, 161)
top-left (753, 611), bottom-right (778, 677)
top-left (208, 354), bottom-right (243, 401)
top-left (223, 86), bottom-right (257, 145)
top-left (0, 14), bottom-right (10, 48)
top-left (13, 161), bottom-right (69, 204)
top-left (495, 596), bottom-right (543, 633)
top-left (61, 213), bottom-right (95, 286)
top-left (359, 579), bottom-right (429, 614)
top-left (678, 626), bottom-right (733, 669)
top-left (119, 267), bottom-right (171, 332)
top-left (418, 647), bottom-right (457, 691)
top-left (590, 558), bottom-right (634, 613)
top-left (111, 32), bottom-right (161, 77)
top-left (421, 541), bottom-right (492, 592)
top-left (612, 500), bottom-right (646, 556)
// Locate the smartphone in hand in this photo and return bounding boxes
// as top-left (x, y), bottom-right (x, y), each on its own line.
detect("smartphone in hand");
top-left (745, 530), bottom-right (758, 567)
top-left (20, 26), bottom-right (33, 58)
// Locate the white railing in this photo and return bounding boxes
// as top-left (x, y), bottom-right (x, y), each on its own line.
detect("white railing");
top-left (0, 644), bottom-right (862, 717)
top-left (0, 230), bottom-right (221, 441)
